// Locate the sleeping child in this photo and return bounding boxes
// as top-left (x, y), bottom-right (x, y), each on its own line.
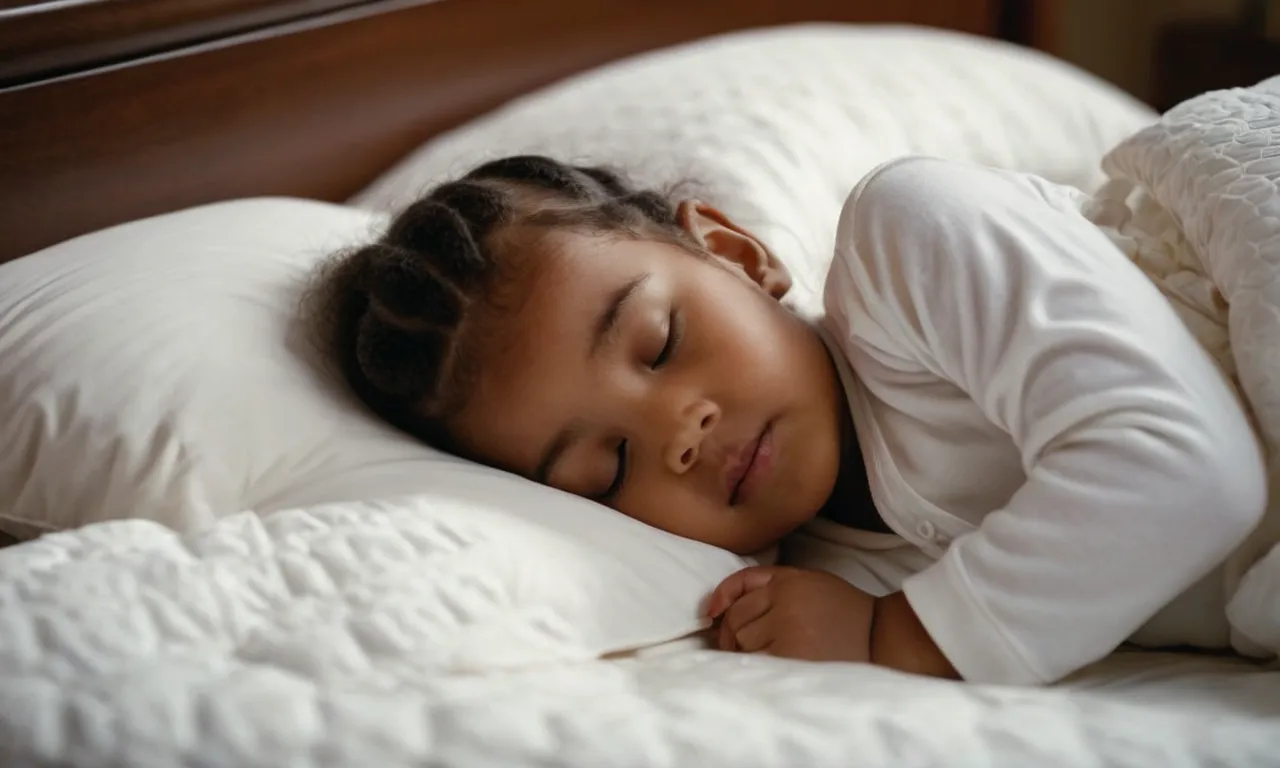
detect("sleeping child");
top-left (309, 153), bottom-right (1278, 685)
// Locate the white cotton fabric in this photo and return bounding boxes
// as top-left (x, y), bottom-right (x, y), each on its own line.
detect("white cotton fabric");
top-left (2, 497), bottom-right (1278, 767)
top-left (819, 156), bottom-right (1270, 685)
top-left (1091, 75), bottom-right (1280, 659)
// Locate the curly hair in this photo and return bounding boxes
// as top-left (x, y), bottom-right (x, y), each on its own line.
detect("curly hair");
top-left (307, 155), bottom-right (694, 451)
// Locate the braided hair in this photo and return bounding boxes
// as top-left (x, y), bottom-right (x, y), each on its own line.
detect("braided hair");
top-left (309, 155), bottom-right (693, 450)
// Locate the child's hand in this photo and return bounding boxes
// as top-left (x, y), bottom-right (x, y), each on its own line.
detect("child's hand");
top-left (705, 566), bottom-right (875, 662)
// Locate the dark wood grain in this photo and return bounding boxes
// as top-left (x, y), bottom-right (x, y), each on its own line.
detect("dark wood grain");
top-left (0, 0), bottom-right (1002, 264)
top-left (998, 0), bottom-right (1063, 56)
top-left (0, 0), bottom-right (372, 85)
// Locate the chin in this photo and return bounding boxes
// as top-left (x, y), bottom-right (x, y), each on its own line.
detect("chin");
top-left (738, 445), bottom-right (833, 555)
top-left (783, 503), bottom-right (823, 539)
top-left (734, 506), bottom-right (817, 556)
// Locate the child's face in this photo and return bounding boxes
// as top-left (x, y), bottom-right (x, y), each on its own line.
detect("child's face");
top-left (450, 205), bottom-right (845, 554)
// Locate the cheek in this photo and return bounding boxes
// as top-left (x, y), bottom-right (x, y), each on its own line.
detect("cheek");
top-left (617, 473), bottom-right (783, 554)
top-left (695, 291), bottom-right (802, 388)
top-left (618, 482), bottom-right (733, 546)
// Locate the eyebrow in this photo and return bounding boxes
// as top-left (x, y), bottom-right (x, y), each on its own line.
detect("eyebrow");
top-left (591, 273), bottom-right (650, 358)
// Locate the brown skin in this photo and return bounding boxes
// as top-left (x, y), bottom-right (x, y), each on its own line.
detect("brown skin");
top-left (706, 567), bottom-right (958, 679)
top-left (450, 201), bottom-right (957, 679)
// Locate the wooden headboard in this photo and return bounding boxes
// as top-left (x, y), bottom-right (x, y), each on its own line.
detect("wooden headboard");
top-left (0, 0), bottom-right (1057, 264)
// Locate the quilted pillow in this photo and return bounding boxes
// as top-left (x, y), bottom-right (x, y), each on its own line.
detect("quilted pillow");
top-left (355, 23), bottom-right (1158, 315)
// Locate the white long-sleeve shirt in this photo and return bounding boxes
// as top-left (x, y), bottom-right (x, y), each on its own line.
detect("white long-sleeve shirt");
top-left (814, 157), bottom-right (1268, 685)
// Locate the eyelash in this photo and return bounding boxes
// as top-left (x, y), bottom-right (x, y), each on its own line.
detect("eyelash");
top-left (601, 309), bottom-right (682, 503)
top-left (650, 308), bottom-right (682, 370)
top-left (598, 439), bottom-right (628, 504)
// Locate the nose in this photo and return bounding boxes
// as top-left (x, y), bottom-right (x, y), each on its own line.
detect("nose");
top-left (664, 399), bottom-right (721, 474)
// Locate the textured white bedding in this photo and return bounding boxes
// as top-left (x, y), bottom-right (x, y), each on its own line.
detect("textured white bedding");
top-left (7, 28), bottom-right (1280, 768)
top-left (2, 500), bottom-right (1277, 768)
top-left (1089, 76), bottom-right (1280, 658)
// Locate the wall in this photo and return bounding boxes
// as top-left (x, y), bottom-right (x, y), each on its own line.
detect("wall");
top-left (1060, 0), bottom-right (1243, 102)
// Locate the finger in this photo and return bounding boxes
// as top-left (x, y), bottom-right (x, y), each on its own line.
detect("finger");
top-left (722, 585), bottom-right (773, 635)
top-left (731, 612), bottom-right (776, 653)
top-left (706, 566), bottom-right (782, 618)
top-left (717, 616), bottom-right (737, 651)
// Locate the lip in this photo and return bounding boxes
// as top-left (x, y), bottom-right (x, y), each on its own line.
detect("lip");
top-left (727, 421), bottom-right (775, 506)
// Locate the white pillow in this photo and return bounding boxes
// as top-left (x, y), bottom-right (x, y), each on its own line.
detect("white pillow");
top-left (0, 25), bottom-right (1153, 657)
top-left (355, 23), bottom-right (1158, 316)
top-left (0, 198), bottom-right (746, 654)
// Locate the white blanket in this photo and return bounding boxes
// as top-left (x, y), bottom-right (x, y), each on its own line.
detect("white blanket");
top-left (7, 83), bottom-right (1280, 768)
top-left (1088, 76), bottom-right (1280, 655)
top-left (2, 503), bottom-right (1278, 768)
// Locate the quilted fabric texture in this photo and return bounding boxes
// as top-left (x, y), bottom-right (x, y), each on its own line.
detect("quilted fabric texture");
top-left (1101, 76), bottom-right (1280, 454)
top-left (355, 24), bottom-right (1157, 317)
top-left (2, 498), bottom-right (1278, 768)
top-left (1092, 77), bottom-right (1280, 659)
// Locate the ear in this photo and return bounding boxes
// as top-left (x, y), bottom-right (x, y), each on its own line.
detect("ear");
top-left (676, 200), bottom-right (792, 300)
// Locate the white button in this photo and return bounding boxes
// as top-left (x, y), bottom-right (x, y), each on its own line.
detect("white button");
top-left (915, 520), bottom-right (936, 540)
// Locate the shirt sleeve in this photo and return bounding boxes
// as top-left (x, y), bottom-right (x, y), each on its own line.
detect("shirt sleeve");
top-left (827, 157), bottom-right (1268, 685)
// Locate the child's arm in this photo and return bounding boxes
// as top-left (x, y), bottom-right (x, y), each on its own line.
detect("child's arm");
top-left (826, 157), bottom-right (1267, 685)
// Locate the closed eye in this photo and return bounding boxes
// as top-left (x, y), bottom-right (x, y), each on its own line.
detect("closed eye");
top-left (596, 439), bottom-right (629, 503)
top-left (650, 308), bottom-right (682, 369)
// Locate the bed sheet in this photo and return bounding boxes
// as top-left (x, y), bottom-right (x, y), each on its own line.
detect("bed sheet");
top-left (1, 502), bottom-right (1277, 768)
top-left (469, 649), bottom-right (1279, 767)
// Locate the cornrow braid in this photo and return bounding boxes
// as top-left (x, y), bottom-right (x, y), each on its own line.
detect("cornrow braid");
top-left (309, 155), bottom-right (692, 448)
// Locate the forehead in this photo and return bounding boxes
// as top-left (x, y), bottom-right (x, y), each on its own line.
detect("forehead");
top-left (450, 231), bottom-right (679, 467)
top-left (484, 229), bottom-right (661, 374)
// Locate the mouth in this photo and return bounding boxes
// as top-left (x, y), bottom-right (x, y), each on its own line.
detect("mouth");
top-left (727, 421), bottom-right (775, 507)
